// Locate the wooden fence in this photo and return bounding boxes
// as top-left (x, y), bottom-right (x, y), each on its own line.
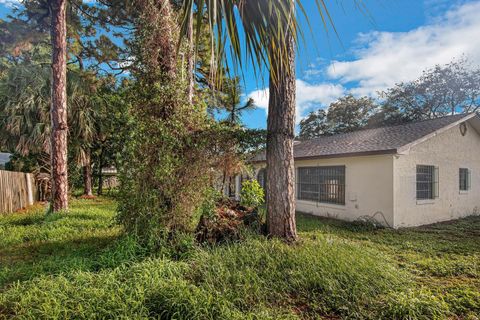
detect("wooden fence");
top-left (0, 170), bottom-right (38, 214)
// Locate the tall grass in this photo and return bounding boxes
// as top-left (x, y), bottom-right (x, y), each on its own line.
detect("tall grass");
top-left (0, 198), bottom-right (479, 319)
top-left (0, 237), bottom-right (408, 319)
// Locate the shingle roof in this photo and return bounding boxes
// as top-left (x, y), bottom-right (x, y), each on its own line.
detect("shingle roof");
top-left (252, 113), bottom-right (477, 162)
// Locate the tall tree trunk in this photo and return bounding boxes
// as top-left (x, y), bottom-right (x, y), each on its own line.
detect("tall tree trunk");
top-left (186, 9), bottom-right (194, 104)
top-left (83, 150), bottom-right (93, 196)
top-left (50, 0), bottom-right (69, 211)
top-left (266, 9), bottom-right (297, 241)
top-left (97, 172), bottom-right (104, 196)
top-left (136, 0), bottom-right (176, 78)
top-left (97, 147), bottom-right (104, 196)
top-left (230, 105), bottom-right (236, 124)
top-left (157, 0), bottom-right (176, 77)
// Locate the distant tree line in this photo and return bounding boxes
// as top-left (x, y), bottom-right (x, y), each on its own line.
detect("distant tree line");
top-left (299, 58), bottom-right (480, 139)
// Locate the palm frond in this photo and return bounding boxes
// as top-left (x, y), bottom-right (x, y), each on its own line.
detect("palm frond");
top-left (0, 61), bottom-right (99, 167)
top-left (179, 0), bottom-right (365, 86)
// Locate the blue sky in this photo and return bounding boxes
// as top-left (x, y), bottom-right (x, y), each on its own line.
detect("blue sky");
top-left (244, 0), bottom-right (480, 129)
top-left (2, 0), bottom-right (480, 129)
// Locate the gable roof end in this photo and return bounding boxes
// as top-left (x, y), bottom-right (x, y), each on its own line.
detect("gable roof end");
top-left (396, 113), bottom-right (479, 154)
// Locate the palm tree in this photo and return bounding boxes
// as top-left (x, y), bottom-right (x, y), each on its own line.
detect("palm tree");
top-left (0, 62), bottom-right (98, 198)
top-left (50, 0), bottom-right (69, 211)
top-left (181, 0), bottom-right (335, 240)
top-left (68, 73), bottom-right (98, 197)
top-left (0, 64), bottom-right (52, 174)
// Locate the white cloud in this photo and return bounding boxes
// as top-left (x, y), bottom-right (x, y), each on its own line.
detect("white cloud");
top-left (249, 80), bottom-right (344, 122)
top-left (327, 1), bottom-right (480, 97)
top-left (0, 0), bottom-right (20, 8)
top-left (248, 88), bottom-right (270, 110)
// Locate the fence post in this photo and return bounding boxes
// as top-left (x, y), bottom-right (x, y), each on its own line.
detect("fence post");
top-left (0, 170), bottom-right (38, 213)
top-left (26, 173), bottom-right (34, 205)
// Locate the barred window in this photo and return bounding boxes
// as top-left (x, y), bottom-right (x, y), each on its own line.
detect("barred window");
top-left (459, 168), bottom-right (471, 191)
top-left (297, 166), bottom-right (345, 205)
top-left (416, 165), bottom-right (439, 200)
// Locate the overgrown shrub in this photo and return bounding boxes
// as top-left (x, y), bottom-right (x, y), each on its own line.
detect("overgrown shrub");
top-left (115, 3), bottom-right (258, 247)
top-left (240, 179), bottom-right (264, 208)
top-left (116, 74), bottom-right (216, 245)
top-left (116, 76), bottom-right (254, 248)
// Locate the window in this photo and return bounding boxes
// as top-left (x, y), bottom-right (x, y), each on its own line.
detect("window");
top-left (459, 168), bottom-right (471, 191)
top-left (257, 168), bottom-right (266, 190)
top-left (297, 166), bottom-right (345, 205)
top-left (416, 165), bottom-right (439, 200)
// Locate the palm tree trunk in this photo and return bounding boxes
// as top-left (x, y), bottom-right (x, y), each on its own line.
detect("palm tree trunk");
top-left (50, 0), bottom-right (69, 211)
top-left (83, 150), bottom-right (93, 196)
top-left (266, 15), bottom-right (297, 241)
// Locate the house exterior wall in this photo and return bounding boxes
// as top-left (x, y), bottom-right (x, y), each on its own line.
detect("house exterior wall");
top-left (393, 121), bottom-right (480, 228)
top-left (254, 154), bottom-right (395, 227)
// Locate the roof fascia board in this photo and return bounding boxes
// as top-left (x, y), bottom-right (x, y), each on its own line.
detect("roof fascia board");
top-left (250, 149), bottom-right (397, 163)
top-left (294, 149), bottom-right (398, 161)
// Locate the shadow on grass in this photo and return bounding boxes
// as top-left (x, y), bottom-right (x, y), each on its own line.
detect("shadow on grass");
top-left (0, 233), bottom-right (130, 287)
top-left (0, 197), bottom-right (138, 288)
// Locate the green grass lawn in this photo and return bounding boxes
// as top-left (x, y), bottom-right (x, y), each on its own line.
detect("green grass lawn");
top-left (0, 197), bottom-right (479, 319)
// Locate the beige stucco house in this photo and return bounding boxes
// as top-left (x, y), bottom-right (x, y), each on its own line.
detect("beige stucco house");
top-left (248, 113), bottom-right (480, 228)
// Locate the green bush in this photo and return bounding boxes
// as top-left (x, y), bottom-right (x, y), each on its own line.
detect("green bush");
top-left (240, 179), bottom-right (265, 208)
top-left (196, 187), bottom-right (222, 221)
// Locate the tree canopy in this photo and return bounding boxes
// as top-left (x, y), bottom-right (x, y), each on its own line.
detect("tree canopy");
top-left (299, 58), bottom-right (480, 140)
